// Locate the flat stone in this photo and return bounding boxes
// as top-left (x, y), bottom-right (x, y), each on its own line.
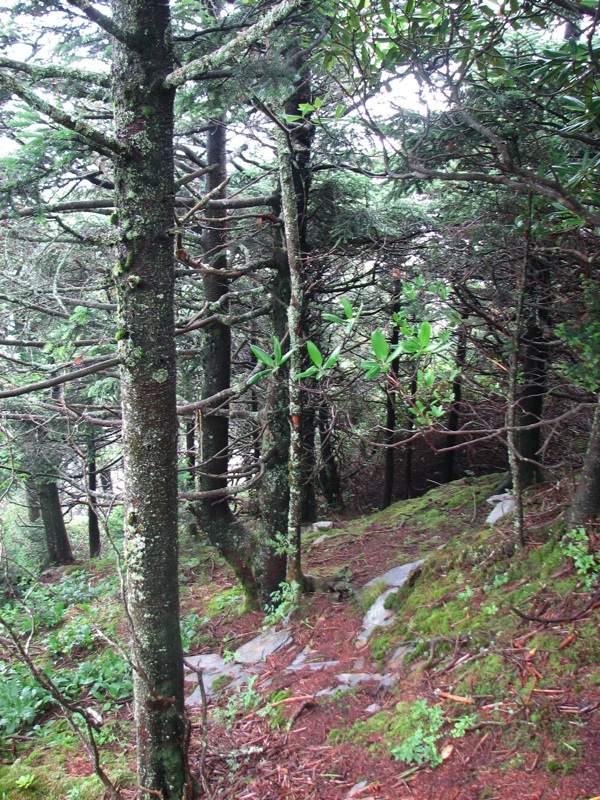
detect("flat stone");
top-left (356, 588), bottom-right (399, 646)
top-left (184, 653), bottom-right (225, 672)
top-left (234, 628), bottom-right (292, 664)
top-left (364, 703), bottom-right (382, 715)
top-left (311, 534), bottom-right (330, 546)
top-left (315, 685), bottom-right (350, 698)
top-left (364, 559), bottom-right (424, 589)
top-left (388, 643), bottom-right (415, 669)
top-left (353, 658), bottom-right (365, 670)
top-left (485, 494), bottom-right (516, 524)
top-left (308, 660), bottom-right (339, 670)
top-left (184, 659), bottom-right (248, 706)
top-left (336, 672), bottom-right (382, 687)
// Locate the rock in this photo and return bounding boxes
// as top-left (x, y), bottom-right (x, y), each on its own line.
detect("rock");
top-left (356, 587), bottom-right (399, 646)
top-left (364, 703), bottom-right (382, 715)
top-left (311, 534), bottom-right (330, 546)
top-left (485, 493), bottom-right (516, 524)
top-left (302, 521), bottom-right (334, 536)
top-left (315, 685), bottom-right (350, 698)
top-left (378, 673), bottom-right (399, 692)
top-left (364, 559), bottom-right (424, 589)
top-left (353, 658), bottom-right (365, 670)
top-left (336, 672), bottom-right (382, 687)
top-left (309, 660), bottom-right (340, 670)
top-left (184, 655), bottom-right (248, 706)
top-left (234, 628), bottom-right (292, 664)
top-left (346, 780), bottom-right (368, 798)
top-left (388, 643), bottom-right (415, 669)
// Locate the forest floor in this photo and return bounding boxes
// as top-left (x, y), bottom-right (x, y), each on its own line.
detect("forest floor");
top-left (1, 473), bottom-right (600, 800)
top-left (180, 474), bottom-right (600, 800)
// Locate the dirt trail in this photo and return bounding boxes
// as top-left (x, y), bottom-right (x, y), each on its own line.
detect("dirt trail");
top-left (185, 514), bottom-right (600, 800)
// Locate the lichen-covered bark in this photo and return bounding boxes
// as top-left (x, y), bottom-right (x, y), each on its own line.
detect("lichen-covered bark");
top-left (255, 246), bottom-right (290, 603)
top-left (110, 1), bottom-right (187, 797)
top-left (277, 126), bottom-right (305, 587)
top-left (194, 119), bottom-right (260, 609)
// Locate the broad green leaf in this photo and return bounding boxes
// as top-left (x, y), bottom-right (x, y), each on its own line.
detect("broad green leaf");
top-left (248, 369), bottom-right (272, 386)
top-left (273, 336), bottom-right (282, 365)
top-left (324, 344), bottom-right (342, 370)
top-left (371, 329), bottom-right (389, 361)
top-left (323, 313), bottom-right (346, 324)
top-left (419, 321), bottom-right (431, 348)
top-left (294, 365), bottom-right (319, 380)
top-left (306, 340), bottom-right (323, 367)
top-left (340, 297), bottom-right (353, 319)
top-left (250, 345), bottom-right (274, 367)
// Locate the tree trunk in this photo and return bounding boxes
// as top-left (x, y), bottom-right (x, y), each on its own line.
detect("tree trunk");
top-left (403, 375), bottom-right (417, 499)
top-left (111, 1), bottom-right (187, 796)
top-left (516, 256), bottom-right (549, 487)
top-left (569, 402), bottom-right (600, 527)
top-left (194, 119), bottom-right (259, 608)
top-left (318, 403), bottom-right (341, 508)
top-left (381, 280), bottom-right (401, 509)
top-left (255, 245), bottom-right (291, 603)
top-left (25, 478), bottom-right (41, 524)
top-left (442, 323), bottom-right (467, 484)
top-left (87, 434), bottom-right (101, 559)
top-left (37, 479), bottom-right (74, 565)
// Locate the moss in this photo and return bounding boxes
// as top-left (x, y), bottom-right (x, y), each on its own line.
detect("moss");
top-left (115, 327), bottom-right (128, 342)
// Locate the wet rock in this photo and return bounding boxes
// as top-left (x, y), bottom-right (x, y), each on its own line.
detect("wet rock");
top-left (234, 628), bottom-right (292, 664)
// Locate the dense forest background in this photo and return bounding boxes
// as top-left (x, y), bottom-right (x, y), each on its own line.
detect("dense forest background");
top-left (1, 0), bottom-right (600, 797)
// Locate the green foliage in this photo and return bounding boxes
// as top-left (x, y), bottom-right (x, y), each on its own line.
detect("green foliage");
top-left (560, 527), bottom-right (600, 590)
top-left (180, 612), bottom-right (202, 653)
top-left (248, 336), bottom-right (293, 385)
top-left (0, 661), bottom-right (52, 736)
top-left (263, 581), bottom-right (300, 628)
top-left (390, 699), bottom-right (446, 766)
top-left (216, 675), bottom-right (262, 726)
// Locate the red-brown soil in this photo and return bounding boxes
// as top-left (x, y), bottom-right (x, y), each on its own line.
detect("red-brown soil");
top-left (184, 514), bottom-right (600, 800)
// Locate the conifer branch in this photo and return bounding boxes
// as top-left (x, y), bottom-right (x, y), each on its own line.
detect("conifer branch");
top-left (63, 0), bottom-right (136, 46)
top-left (0, 71), bottom-right (128, 158)
top-left (164, 0), bottom-right (309, 87)
top-left (0, 358), bottom-right (121, 399)
top-left (0, 56), bottom-right (109, 87)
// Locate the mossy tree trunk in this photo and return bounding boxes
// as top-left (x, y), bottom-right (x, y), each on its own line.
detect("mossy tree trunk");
top-left (110, 1), bottom-right (188, 796)
top-left (194, 119), bottom-right (260, 609)
top-left (255, 244), bottom-right (292, 602)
